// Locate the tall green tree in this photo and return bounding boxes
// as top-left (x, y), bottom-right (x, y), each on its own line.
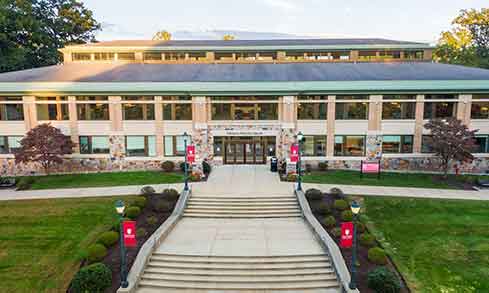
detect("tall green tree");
top-left (0, 0), bottom-right (100, 73)
top-left (435, 8), bottom-right (489, 68)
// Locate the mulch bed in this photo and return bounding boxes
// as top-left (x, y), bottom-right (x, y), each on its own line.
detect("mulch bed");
top-left (306, 191), bottom-right (410, 293)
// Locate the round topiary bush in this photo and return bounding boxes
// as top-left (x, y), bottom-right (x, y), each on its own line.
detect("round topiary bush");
top-left (323, 215), bottom-right (336, 228)
top-left (146, 215), bottom-right (158, 226)
top-left (161, 160), bottom-right (175, 172)
top-left (132, 196), bottom-right (147, 209)
top-left (331, 227), bottom-right (342, 238)
top-left (333, 199), bottom-right (348, 210)
top-left (111, 218), bottom-right (130, 232)
top-left (97, 231), bottom-right (119, 248)
top-left (329, 187), bottom-right (344, 198)
top-left (341, 210), bottom-right (353, 222)
top-left (136, 228), bottom-right (147, 238)
top-left (368, 247), bottom-right (388, 265)
top-left (305, 188), bottom-right (323, 200)
top-left (70, 262), bottom-right (112, 293)
top-left (314, 202), bottom-right (331, 215)
top-left (318, 161), bottom-right (328, 171)
top-left (367, 267), bottom-right (401, 293)
top-left (86, 244), bottom-right (107, 263)
top-left (360, 233), bottom-right (376, 247)
top-left (155, 200), bottom-right (173, 213)
top-left (16, 177), bottom-right (35, 190)
top-left (202, 160), bottom-right (212, 175)
top-left (162, 188), bottom-right (180, 201)
top-left (125, 206), bottom-right (141, 219)
top-left (140, 186), bottom-right (155, 196)
top-left (286, 173), bottom-right (297, 182)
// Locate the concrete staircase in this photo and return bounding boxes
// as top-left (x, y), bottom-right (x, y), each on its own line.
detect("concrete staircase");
top-left (183, 195), bottom-right (302, 218)
top-left (136, 253), bottom-right (340, 292)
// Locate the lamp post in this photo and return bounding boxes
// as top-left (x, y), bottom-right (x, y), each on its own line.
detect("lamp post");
top-left (115, 200), bottom-right (128, 288)
top-left (183, 131), bottom-right (190, 191)
top-left (296, 131), bottom-right (304, 191)
top-left (349, 200), bottom-right (361, 290)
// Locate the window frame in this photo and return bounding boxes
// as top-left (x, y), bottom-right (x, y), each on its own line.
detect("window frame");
top-left (334, 135), bottom-right (366, 156)
top-left (79, 136), bottom-right (110, 154)
top-left (125, 136), bottom-right (156, 157)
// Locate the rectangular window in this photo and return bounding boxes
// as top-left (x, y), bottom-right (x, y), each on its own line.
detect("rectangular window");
top-left (143, 52), bottom-right (162, 61)
top-left (0, 97), bottom-right (24, 121)
top-left (162, 96), bottom-right (192, 120)
top-left (358, 50), bottom-right (377, 60)
top-left (79, 136), bottom-right (110, 154)
top-left (382, 135), bottom-right (413, 153)
top-left (334, 135), bottom-right (365, 156)
top-left (298, 96), bottom-right (327, 120)
top-left (335, 102), bottom-right (368, 120)
top-left (285, 51), bottom-right (305, 60)
top-left (188, 52), bottom-right (206, 61)
top-left (77, 96), bottom-right (109, 120)
top-left (117, 53), bottom-right (135, 61)
top-left (215, 52), bottom-right (234, 61)
top-left (94, 53), bottom-right (115, 61)
top-left (211, 97), bottom-right (278, 120)
top-left (331, 51), bottom-right (350, 60)
top-left (164, 135), bottom-right (187, 156)
top-left (379, 51), bottom-right (401, 59)
top-left (164, 52), bottom-right (186, 61)
top-left (423, 102), bottom-right (457, 119)
top-left (126, 136), bottom-right (155, 157)
top-left (382, 95), bottom-right (416, 119)
top-left (302, 136), bottom-right (327, 156)
top-left (474, 135), bottom-right (488, 153)
top-left (404, 51), bottom-right (424, 59)
top-left (122, 96), bottom-right (155, 120)
top-left (0, 136), bottom-right (22, 154)
top-left (211, 103), bottom-right (232, 120)
top-left (471, 101), bottom-right (489, 119)
top-left (36, 97), bottom-right (69, 120)
top-left (421, 135), bottom-right (433, 153)
top-left (72, 53), bottom-right (91, 61)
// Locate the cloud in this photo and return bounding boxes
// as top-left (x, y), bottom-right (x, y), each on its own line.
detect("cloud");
top-left (263, 0), bottom-right (298, 11)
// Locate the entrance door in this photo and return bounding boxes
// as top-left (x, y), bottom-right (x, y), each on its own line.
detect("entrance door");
top-left (245, 143), bottom-right (254, 164)
top-left (223, 137), bottom-right (271, 164)
top-left (235, 143), bottom-right (245, 163)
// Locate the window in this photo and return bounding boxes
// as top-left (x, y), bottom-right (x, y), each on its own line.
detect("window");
top-left (302, 136), bottom-right (327, 156)
top-left (36, 97), bottom-right (69, 120)
top-left (0, 136), bottom-right (22, 154)
top-left (257, 52), bottom-right (277, 61)
top-left (379, 51), bottom-right (401, 59)
top-left (298, 96), bottom-right (327, 120)
top-left (358, 51), bottom-right (377, 60)
top-left (164, 52), bottom-right (186, 61)
top-left (94, 53), bottom-right (115, 61)
top-left (471, 101), bottom-right (489, 119)
top-left (215, 52), bottom-right (234, 61)
top-left (72, 53), bottom-right (91, 61)
top-left (474, 135), bottom-right (489, 153)
top-left (162, 96), bottom-right (192, 120)
top-left (211, 97), bottom-right (278, 120)
top-left (336, 95), bottom-right (368, 120)
top-left (143, 52), bottom-right (162, 61)
top-left (0, 97), bottom-right (24, 121)
top-left (117, 53), bottom-right (135, 61)
top-left (77, 96), bottom-right (109, 120)
top-left (424, 95), bottom-right (457, 119)
top-left (404, 51), bottom-right (424, 59)
top-left (188, 52), bottom-right (206, 61)
top-left (211, 103), bottom-right (231, 120)
top-left (334, 135), bottom-right (365, 156)
top-left (126, 136), bottom-right (156, 157)
top-left (421, 135), bottom-right (433, 153)
top-left (382, 135), bottom-right (413, 153)
top-left (122, 96), bottom-right (154, 120)
top-left (79, 136), bottom-right (110, 154)
top-left (265, 136), bottom-right (276, 156)
top-left (382, 95), bottom-right (416, 119)
top-left (164, 135), bottom-right (187, 156)
top-left (331, 51), bottom-right (350, 60)
top-left (285, 51), bottom-right (305, 61)
top-left (214, 137), bottom-right (223, 156)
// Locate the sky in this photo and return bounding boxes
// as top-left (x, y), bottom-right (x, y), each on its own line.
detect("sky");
top-left (82, 0), bottom-right (488, 44)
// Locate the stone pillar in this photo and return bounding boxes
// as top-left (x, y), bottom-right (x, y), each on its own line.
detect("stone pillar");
top-left (413, 94), bottom-right (425, 153)
top-left (423, 49), bottom-right (433, 61)
top-left (63, 51), bottom-right (73, 63)
top-left (22, 96), bottom-right (37, 131)
top-left (68, 96), bottom-right (80, 153)
top-left (277, 51), bottom-right (286, 61)
top-left (135, 52), bottom-right (143, 62)
top-left (326, 95), bottom-right (336, 157)
top-left (350, 50), bottom-right (359, 61)
top-left (109, 96), bottom-right (123, 131)
top-left (192, 96), bottom-right (210, 164)
top-left (279, 96), bottom-right (297, 160)
top-left (457, 94), bottom-right (472, 127)
top-left (108, 96), bottom-right (124, 167)
top-left (206, 52), bottom-right (215, 62)
top-left (368, 95), bottom-right (382, 131)
top-left (154, 96), bottom-right (164, 157)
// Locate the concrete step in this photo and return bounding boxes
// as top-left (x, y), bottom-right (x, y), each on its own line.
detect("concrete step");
top-left (187, 201), bottom-right (299, 206)
top-left (187, 204), bottom-right (298, 210)
top-left (183, 213), bottom-right (302, 218)
top-left (143, 267), bottom-right (334, 276)
top-left (137, 288), bottom-right (341, 293)
top-left (184, 209), bottom-right (301, 214)
top-left (138, 279), bottom-right (341, 290)
top-left (189, 197), bottom-right (297, 202)
top-left (147, 260), bottom-right (331, 270)
top-left (141, 272), bottom-right (337, 283)
top-left (151, 254), bottom-right (329, 264)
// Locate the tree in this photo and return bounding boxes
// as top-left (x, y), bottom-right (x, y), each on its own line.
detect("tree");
top-left (223, 34), bottom-right (235, 41)
top-left (15, 123), bottom-right (74, 174)
top-left (153, 30), bottom-right (172, 41)
top-left (434, 8), bottom-right (489, 69)
top-left (424, 118), bottom-right (477, 177)
top-left (0, 0), bottom-right (100, 73)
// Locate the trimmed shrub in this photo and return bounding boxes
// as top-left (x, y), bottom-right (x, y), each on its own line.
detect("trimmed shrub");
top-left (202, 160), bottom-right (212, 175)
top-left (318, 161), bottom-right (328, 171)
top-left (360, 233), bottom-right (376, 247)
top-left (190, 173), bottom-right (201, 182)
top-left (136, 228), bottom-right (147, 238)
top-left (305, 188), bottom-right (322, 200)
top-left (286, 173), bottom-right (297, 182)
top-left (333, 199), bottom-right (348, 210)
top-left (323, 216), bottom-right (336, 228)
top-left (314, 202), bottom-right (331, 215)
top-left (132, 196), bottom-right (147, 209)
top-left (70, 262), bottom-right (111, 293)
top-left (125, 206), bottom-right (141, 219)
top-left (161, 160), bottom-right (175, 172)
top-left (368, 267), bottom-right (401, 293)
top-left (146, 216), bottom-right (158, 226)
top-left (368, 247), bottom-right (388, 265)
top-left (155, 200), bottom-right (173, 213)
top-left (140, 186), bottom-right (155, 196)
top-left (97, 231), bottom-right (119, 248)
top-left (331, 227), bottom-right (342, 238)
top-left (111, 218), bottom-right (130, 232)
top-left (329, 187), bottom-right (344, 198)
top-left (86, 244), bottom-right (107, 263)
top-left (341, 210), bottom-right (353, 222)
top-left (162, 188), bottom-right (179, 201)
top-left (16, 177), bottom-right (35, 190)
top-left (305, 163), bottom-right (312, 173)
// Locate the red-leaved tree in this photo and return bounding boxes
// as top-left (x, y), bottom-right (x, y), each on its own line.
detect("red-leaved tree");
top-left (15, 123), bottom-right (74, 174)
top-left (424, 118), bottom-right (477, 177)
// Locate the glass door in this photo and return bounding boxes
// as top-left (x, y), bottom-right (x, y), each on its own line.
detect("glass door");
top-left (225, 142), bottom-right (235, 164)
top-left (245, 143), bottom-right (254, 164)
top-left (235, 143), bottom-right (245, 163)
top-left (255, 142), bottom-right (265, 164)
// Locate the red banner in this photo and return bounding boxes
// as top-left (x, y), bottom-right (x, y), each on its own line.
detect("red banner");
top-left (362, 161), bottom-right (380, 173)
top-left (290, 144), bottom-right (299, 163)
top-left (187, 145), bottom-right (195, 163)
top-left (123, 221), bottom-right (137, 248)
top-left (340, 222), bottom-right (354, 248)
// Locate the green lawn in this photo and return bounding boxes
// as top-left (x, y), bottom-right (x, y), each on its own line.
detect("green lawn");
top-left (0, 196), bottom-right (136, 293)
top-left (364, 196), bottom-right (489, 292)
top-left (303, 170), bottom-right (465, 189)
top-left (26, 171), bottom-right (184, 190)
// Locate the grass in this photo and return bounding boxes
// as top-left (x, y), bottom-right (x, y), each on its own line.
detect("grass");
top-left (0, 196), bottom-right (137, 293)
top-left (25, 171), bottom-right (184, 190)
top-left (364, 196), bottom-right (489, 292)
top-left (302, 170), bottom-right (467, 189)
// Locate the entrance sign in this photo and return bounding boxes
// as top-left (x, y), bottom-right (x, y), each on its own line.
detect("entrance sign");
top-left (340, 222), bottom-right (354, 248)
top-left (360, 160), bottom-right (381, 179)
top-left (122, 221), bottom-right (137, 248)
top-left (187, 145), bottom-right (195, 163)
top-left (290, 144), bottom-right (299, 163)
